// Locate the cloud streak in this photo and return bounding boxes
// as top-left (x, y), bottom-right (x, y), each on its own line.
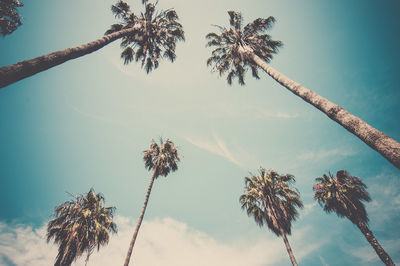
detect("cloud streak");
top-left (185, 134), bottom-right (242, 167)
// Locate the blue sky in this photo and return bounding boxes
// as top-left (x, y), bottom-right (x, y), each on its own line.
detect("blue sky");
top-left (0, 0), bottom-right (400, 265)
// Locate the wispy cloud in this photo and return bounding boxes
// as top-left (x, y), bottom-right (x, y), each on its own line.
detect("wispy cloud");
top-left (296, 148), bottom-right (356, 162)
top-left (0, 217), bottom-right (320, 266)
top-left (319, 256), bottom-right (330, 266)
top-left (185, 134), bottom-right (241, 167)
top-left (68, 103), bottom-right (128, 128)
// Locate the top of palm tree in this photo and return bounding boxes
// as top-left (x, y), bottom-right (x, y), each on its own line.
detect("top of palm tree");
top-left (143, 138), bottom-right (180, 178)
top-left (0, 0), bottom-right (23, 37)
top-left (105, 0), bottom-right (184, 73)
top-left (206, 11), bottom-right (282, 85)
top-left (47, 189), bottom-right (117, 265)
top-left (313, 170), bottom-right (371, 224)
top-left (240, 167), bottom-right (303, 236)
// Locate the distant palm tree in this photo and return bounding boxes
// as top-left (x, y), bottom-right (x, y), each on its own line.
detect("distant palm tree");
top-left (124, 138), bottom-right (180, 266)
top-left (313, 170), bottom-right (395, 266)
top-left (47, 189), bottom-right (117, 266)
top-left (0, 0), bottom-right (184, 88)
top-left (240, 167), bottom-right (303, 266)
top-left (0, 0), bottom-right (23, 36)
top-left (206, 11), bottom-right (400, 170)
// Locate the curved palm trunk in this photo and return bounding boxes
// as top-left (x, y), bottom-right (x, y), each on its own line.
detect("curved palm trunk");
top-left (124, 171), bottom-right (157, 266)
top-left (279, 228), bottom-right (298, 266)
top-left (356, 221), bottom-right (395, 266)
top-left (0, 25), bottom-right (142, 88)
top-left (250, 53), bottom-right (400, 170)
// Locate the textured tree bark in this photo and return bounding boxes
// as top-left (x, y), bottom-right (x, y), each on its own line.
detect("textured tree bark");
top-left (250, 53), bottom-right (400, 170)
top-left (356, 221), bottom-right (395, 266)
top-left (0, 25), bottom-right (142, 88)
top-left (123, 171), bottom-right (157, 266)
top-left (280, 228), bottom-right (298, 266)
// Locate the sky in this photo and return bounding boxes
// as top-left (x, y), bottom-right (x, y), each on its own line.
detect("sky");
top-left (1, 0), bottom-right (400, 265)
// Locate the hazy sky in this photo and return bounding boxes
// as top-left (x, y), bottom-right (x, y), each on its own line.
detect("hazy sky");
top-left (1, 0), bottom-right (400, 265)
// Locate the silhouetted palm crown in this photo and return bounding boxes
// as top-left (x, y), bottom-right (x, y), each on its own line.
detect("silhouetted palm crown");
top-left (313, 170), bottom-right (371, 224)
top-left (240, 168), bottom-right (303, 236)
top-left (0, 0), bottom-right (23, 36)
top-left (206, 11), bottom-right (282, 85)
top-left (143, 139), bottom-right (180, 177)
top-left (47, 189), bottom-right (117, 266)
top-left (106, 1), bottom-right (184, 73)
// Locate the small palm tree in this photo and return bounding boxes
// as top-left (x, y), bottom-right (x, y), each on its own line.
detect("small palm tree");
top-left (313, 170), bottom-right (395, 266)
top-left (240, 167), bottom-right (303, 266)
top-left (124, 138), bottom-right (180, 266)
top-left (47, 189), bottom-right (117, 266)
top-left (0, 0), bottom-right (184, 88)
top-left (0, 0), bottom-right (23, 36)
top-left (206, 11), bottom-right (400, 170)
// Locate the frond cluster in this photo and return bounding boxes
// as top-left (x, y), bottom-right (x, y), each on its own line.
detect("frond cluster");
top-left (0, 0), bottom-right (23, 36)
top-left (239, 167), bottom-right (303, 236)
top-left (143, 138), bottom-right (180, 178)
top-left (206, 11), bottom-right (282, 85)
top-left (313, 170), bottom-right (371, 224)
top-left (47, 189), bottom-right (117, 266)
top-left (105, 1), bottom-right (184, 73)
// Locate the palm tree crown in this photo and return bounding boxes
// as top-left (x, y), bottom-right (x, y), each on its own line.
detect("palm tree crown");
top-left (47, 189), bottom-right (117, 266)
top-left (206, 11), bottom-right (282, 85)
top-left (313, 170), bottom-right (371, 224)
top-left (143, 138), bottom-right (180, 177)
top-left (240, 167), bottom-right (303, 236)
top-left (105, 1), bottom-right (185, 73)
top-left (0, 0), bottom-right (23, 36)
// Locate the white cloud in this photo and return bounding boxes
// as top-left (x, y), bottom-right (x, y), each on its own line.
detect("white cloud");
top-left (0, 217), bottom-right (320, 266)
top-left (300, 202), bottom-right (317, 218)
top-left (349, 239), bottom-right (400, 264)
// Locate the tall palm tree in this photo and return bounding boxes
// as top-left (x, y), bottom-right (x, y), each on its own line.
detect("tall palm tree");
top-left (0, 0), bottom-right (23, 36)
top-left (124, 138), bottom-right (180, 266)
top-left (313, 170), bottom-right (395, 266)
top-left (240, 167), bottom-right (303, 266)
top-left (0, 0), bottom-right (184, 88)
top-left (47, 189), bottom-right (117, 266)
top-left (206, 11), bottom-right (400, 170)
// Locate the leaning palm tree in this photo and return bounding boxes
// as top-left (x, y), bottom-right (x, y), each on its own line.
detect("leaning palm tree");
top-left (0, 0), bottom-right (23, 36)
top-left (240, 167), bottom-right (303, 266)
top-left (47, 189), bottom-right (117, 266)
top-left (313, 170), bottom-right (394, 266)
top-left (206, 11), bottom-right (400, 170)
top-left (0, 0), bottom-right (184, 88)
top-left (124, 138), bottom-right (180, 266)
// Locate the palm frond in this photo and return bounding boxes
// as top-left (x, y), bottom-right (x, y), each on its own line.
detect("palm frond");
top-left (240, 167), bottom-right (302, 236)
top-left (313, 170), bottom-right (371, 224)
top-left (47, 189), bottom-right (117, 266)
top-left (206, 11), bottom-right (282, 85)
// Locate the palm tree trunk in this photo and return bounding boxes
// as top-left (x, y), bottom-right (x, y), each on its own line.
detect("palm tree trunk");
top-left (250, 53), bottom-right (400, 170)
top-left (356, 221), bottom-right (395, 266)
top-left (0, 25), bottom-right (143, 88)
top-left (263, 198), bottom-right (298, 266)
top-left (279, 227), bottom-right (298, 266)
top-left (123, 170), bottom-right (157, 266)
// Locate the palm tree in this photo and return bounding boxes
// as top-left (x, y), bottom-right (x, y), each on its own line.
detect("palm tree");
top-left (0, 0), bottom-right (184, 88)
top-left (313, 170), bottom-right (395, 266)
top-left (47, 189), bottom-right (117, 266)
top-left (0, 0), bottom-right (23, 36)
top-left (240, 167), bottom-right (303, 266)
top-left (124, 138), bottom-right (180, 266)
top-left (206, 11), bottom-right (400, 170)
